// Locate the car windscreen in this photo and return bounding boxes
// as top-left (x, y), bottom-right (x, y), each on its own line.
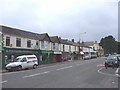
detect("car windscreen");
top-left (14, 58), bottom-right (22, 62)
top-left (107, 56), bottom-right (117, 61)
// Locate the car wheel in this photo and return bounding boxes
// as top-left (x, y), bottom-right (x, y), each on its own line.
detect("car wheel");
top-left (112, 65), bottom-right (114, 69)
top-left (105, 66), bottom-right (107, 69)
top-left (17, 66), bottom-right (22, 71)
top-left (33, 64), bottom-right (37, 69)
top-left (8, 69), bottom-right (13, 72)
top-left (105, 63), bottom-right (107, 69)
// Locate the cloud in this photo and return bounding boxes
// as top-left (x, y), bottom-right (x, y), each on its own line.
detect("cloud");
top-left (0, 0), bottom-right (119, 42)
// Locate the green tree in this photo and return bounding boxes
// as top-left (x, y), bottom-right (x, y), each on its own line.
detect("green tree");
top-left (117, 42), bottom-right (120, 54)
top-left (99, 35), bottom-right (118, 54)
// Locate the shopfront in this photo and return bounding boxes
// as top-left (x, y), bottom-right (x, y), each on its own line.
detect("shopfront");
top-left (40, 50), bottom-right (54, 64)
top-left (52, 51), bottom-right (62, 62)
top-left (2, 47), bottom-right (40, 69)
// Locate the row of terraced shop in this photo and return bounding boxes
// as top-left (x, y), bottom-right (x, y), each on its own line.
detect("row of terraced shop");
top-left (0, 25), bottom-right (104, 69)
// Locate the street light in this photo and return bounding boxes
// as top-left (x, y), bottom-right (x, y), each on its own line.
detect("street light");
top-left (79, 32), bottom-right (86, 43)
top-left (78, 32), bottom-right (86, 60)
top-left (0, 31), bottom-right (2, 71)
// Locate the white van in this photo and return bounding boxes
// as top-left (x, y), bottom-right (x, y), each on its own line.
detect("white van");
top-left (6, 55), bottom-right (38, 71)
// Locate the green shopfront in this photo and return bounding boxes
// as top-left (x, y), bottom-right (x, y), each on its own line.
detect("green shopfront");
top-left (2, 48), bottom-right (55, 69)
top-left (40, 50), bottom-right (54, 64)
top-left (2, 47), bottom-right (40, 69)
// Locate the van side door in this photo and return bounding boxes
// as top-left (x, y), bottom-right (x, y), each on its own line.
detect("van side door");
top-left (21, 57), bottom-right (28, 69)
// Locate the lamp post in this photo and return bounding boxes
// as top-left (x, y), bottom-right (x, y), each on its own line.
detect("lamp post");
top-left (0, 31), bottom-right (2, 71)
top-left (78, 32), bottom-right (86, 60)
top-left (79, 32), bottom-right (86, 43)
top-left (0, 31), bottom-right (2, 90)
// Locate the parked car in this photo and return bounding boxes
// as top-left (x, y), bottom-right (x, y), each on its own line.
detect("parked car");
top-left (105, 54), bottom-right (120, 69)
top-left (91, 52), bottom-right (97, 59)
top-left (83, 55), bottom-right (91, 60)
top-left (6, 55), bottom-right (38, 71)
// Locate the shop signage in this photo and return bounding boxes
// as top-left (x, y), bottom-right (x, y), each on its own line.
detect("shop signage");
top-left (5, 49), bottom-right (38, 53)
top-left (41, 50), bottom-right (53, 54)
top-left (54, 51), bottom-right (62, 54)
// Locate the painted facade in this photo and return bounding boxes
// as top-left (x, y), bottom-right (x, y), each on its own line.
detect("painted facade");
top-left (0, 25), bottom-right (100, 69)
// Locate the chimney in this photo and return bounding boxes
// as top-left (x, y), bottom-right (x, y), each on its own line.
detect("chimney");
top-left (95, 41), bottom-right (97, 43)
top-left (72, 39), bottom-right (74, 42)
top-left (82, 41), bottom-right (84, 44)
top-left (59, 37), bottom-right (61, 39)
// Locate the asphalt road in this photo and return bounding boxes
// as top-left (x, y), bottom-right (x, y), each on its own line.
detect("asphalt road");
top-left (1, 57), bottom-right (120, 88)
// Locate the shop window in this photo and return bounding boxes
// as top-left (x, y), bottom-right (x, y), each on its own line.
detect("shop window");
top-left (42, 54), bottom-right (48, 61)
top-left (16, 38), bottom-right (21, 47)
top-left (27, 40), bottom-right (31, 48)
top-left (6, 37), bottom-right (10, 46)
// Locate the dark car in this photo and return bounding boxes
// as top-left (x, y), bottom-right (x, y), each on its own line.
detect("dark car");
top-left (105, 55), bottom-right (120, 69)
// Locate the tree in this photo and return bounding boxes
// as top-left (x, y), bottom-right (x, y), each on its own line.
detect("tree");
top-left (99, 35), bottom-right (118, 54)
top-left (117, 42), bottom-right (120, 54)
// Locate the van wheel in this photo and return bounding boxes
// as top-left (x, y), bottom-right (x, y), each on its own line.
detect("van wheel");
top-left (33, 64), bottom-right (37, 69)
top-left (17, 66), bottom-right (22, 71)
top-left (8, 69), bottom-right (13, 72)
top-left (105, 63), bottom-right (107, 69)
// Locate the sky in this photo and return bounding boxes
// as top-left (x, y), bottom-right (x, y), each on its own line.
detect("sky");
top-left (0, 0), bottom-right (119, 43)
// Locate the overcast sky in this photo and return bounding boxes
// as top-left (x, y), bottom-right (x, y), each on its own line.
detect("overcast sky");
top-left (0, 0), bottom-right (119, 42)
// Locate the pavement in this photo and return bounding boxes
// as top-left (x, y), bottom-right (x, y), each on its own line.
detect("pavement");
top-left (1, 57), bottom-right (119, 88)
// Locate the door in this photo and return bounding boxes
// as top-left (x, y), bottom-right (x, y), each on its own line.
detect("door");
top-left (21, 57), bottom-right (28, 69)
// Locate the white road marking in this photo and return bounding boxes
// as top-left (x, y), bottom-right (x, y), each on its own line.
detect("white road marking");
top-left (2, 62), bottom-right (74, 75)
top-left (115, 68), bottom-right (119, 74)
top-left (56, 66), bottom-right (73, 71)
top-left (112, 81), bottom-right (115, 84)
top-left (0, 80), bottom-right (8, 84)
top-left (115, 68), bottom-right (120, 77)
top-left (115, 74), bottom-right (120, 77)
top-left (22, 71), bottom-right (50, 78)
top-left (98, 68), bottom-right (117, 77)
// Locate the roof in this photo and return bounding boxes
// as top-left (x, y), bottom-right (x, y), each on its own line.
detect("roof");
top-left (1, 25), bottom-right (39, 40)
top-left (50, 36), bottom-right (60, 43)
top-left (67, 40), bottom-right (79, 46)
top-left (0, 25), bottom-right (51, 41)
top-left (59, 38), bottom-right (79, 46)
top-left (82, 41), bottom-right (95, 46)
top-left (37, 33), bottom-right (51, 41)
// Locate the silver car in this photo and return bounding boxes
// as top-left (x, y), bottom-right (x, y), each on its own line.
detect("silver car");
top-left (105, 54), bottom-right (120, 69)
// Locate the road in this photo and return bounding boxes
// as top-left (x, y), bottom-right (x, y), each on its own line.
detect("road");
top-left (1, 57), bottom-right (120, 89)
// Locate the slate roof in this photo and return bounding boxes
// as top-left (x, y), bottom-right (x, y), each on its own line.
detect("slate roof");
top-left (0, 25), bottom-right (51, 41)
top-left (50, 36), bottom-right (60, 43)
top-left (59, 38), bottom-right (79, 46)
top-left (82, 41), bottom-right (95, 46)
top-left (67, 40), bottom-right (79, 46)
top-left (37, 33), bottom-right (51, 41)
top-left (59, 38), bottom-right (69, 45)
top-left (1, 25), bottom-right (39, 40)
